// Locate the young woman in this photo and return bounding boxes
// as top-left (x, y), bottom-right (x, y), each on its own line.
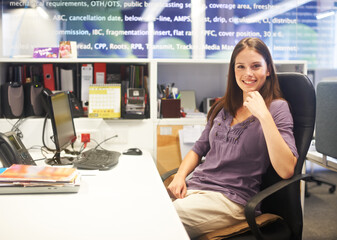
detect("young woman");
top-left (167, 38), bottom-right (299, 239)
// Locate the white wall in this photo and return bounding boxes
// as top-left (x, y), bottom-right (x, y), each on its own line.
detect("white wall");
top-left (0, 118), bottom-right (155, 159)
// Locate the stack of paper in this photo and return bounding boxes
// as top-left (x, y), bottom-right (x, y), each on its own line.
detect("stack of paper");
top-left (0, 164), bottom-right (80, 194)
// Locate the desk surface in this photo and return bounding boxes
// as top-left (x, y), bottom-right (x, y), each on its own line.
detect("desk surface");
top-left (307, 150), bottom-right (337, 172)
top-left (0, 151), bottom-right (189, 240)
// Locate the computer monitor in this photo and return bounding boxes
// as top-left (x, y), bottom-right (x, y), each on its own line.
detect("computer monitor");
top-left (45, 91), bottom-right (77, 165)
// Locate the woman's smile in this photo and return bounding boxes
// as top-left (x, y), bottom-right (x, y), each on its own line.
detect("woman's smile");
top-left (234, 48), bottom-right (270, 97)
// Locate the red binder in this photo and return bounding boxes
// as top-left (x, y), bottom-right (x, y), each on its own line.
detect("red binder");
top-left (42, 64), bottom-right (55, 90)
top-left (93, 63), bottom-right (106, 84)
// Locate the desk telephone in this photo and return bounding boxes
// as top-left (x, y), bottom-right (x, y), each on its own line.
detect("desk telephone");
top-left (0, 131), bottom-right (36, 167)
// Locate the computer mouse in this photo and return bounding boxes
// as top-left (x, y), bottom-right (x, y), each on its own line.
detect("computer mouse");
top-left (123, 148), bottom-right (142, 155)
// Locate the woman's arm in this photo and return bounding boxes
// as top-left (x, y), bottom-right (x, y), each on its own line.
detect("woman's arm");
top-left (167, 150), bottom-right (201, 199)
top-left (244, 91), bottom-right (297, 179)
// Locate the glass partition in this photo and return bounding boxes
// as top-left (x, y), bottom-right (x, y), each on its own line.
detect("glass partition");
top-left (1, 0), bottom-right (336, 68)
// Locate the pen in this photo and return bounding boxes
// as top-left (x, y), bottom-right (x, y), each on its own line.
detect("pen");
top-left (165, 86), bottom-right (169, 98)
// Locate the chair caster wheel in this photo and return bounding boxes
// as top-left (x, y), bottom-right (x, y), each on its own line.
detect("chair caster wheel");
top-left (329, 186), bottom-right (336, 194)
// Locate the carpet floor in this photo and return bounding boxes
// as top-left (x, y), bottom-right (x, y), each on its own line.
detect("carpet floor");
top-left (302, 162), bottom-right (337, 240)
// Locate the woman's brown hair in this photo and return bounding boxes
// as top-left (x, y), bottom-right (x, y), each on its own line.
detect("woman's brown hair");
top-left (207, 37), bottom-right (282, 126)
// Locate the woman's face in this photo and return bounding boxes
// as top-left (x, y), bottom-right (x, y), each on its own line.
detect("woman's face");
top-left (234, 48), bottom-right (270, 98)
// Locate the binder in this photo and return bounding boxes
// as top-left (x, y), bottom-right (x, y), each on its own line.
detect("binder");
top-left (88, 84), bottom-right (121, 118)
top-left (55, 65), bottom-right (60, 90)
top-left (139, 65), bottom-right (144, 88)
top-left (14, 66), bottom-right (23, 84)
top-left (42, 64), bottom-right (55, 90)
top-left (22, 65), bottom-right (27, 84)
top-left (7, 65), bottom-right (14, 83)
top-left (81, 64), bottom-right (93, 104)
top-left (93, 63), bottom-right (106, 84)
top-left (127, 65), bottom-right (144, 88)
top-left (60, 68), bottom-right (74, 92)
top-left (129, 65), bottom-right (136, 87)
top-left (135, 65), bottom-right (140, 88)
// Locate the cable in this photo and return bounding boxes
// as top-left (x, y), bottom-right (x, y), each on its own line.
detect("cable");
top-left (64, 145), bottom-right (81, 156)
top-left (93, 135), bottom-right (118, 150)
top-left (41, 114), bottom-right (56, 152)
top-left (6, 116), bottom-right (40, 139)
top-left (5, 117), bottom-right (25, 138)
top-left (27, 145), bottom-right (43, 151)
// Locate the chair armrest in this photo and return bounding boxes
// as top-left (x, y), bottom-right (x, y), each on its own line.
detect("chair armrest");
top-left (245, 173), bottom-right (313, 240)
top-left (161, 168), bottom-right (179, 182)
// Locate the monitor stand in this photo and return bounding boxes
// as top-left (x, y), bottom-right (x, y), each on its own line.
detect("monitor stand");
top-left (45, 151), bottom-right (74, 166)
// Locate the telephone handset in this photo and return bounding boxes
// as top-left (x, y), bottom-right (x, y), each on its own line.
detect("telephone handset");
top-left (0, 131), bottom-right (36, 168)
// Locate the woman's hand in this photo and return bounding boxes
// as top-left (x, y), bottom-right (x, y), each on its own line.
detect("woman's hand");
top-left (167, 174), bottom-right (187, 199)
top-left (243, 91), bottom-right (269, 120)
top-left (166, 150), bottom-right (201, 199)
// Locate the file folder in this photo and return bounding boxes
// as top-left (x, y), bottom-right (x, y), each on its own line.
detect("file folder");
top-left (60, 68), bottom-right (74, 92)
top-left (81, 64), bottom-right (93, 104)
top-left (42, 64), bottom-right (55, 91)
top-left (94, 63), bottom-right (106, 84)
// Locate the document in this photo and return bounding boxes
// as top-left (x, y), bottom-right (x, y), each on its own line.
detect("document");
top-left (178, 125), bottom-right (205, 160)
top-left (181, 125), bottom-right (205, 143)
top-left (180, 90), bottom-right (196, 112)
top-left (81, 64), bottom-right (93, 104)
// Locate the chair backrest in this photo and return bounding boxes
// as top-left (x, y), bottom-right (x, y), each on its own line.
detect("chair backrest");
top-left (261, 73), bottom-right (316, 239)
top-left (315, 80), bottom-right (337, 159)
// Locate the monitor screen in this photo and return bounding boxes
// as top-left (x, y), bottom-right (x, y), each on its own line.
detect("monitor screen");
top-left (45, 91), bottom-right (77, 165)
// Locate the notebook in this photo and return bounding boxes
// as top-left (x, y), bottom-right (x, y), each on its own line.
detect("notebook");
top-left (0, 164), bottom-right (80, 194)
top-left (0, 183), bottom-right (80, 194)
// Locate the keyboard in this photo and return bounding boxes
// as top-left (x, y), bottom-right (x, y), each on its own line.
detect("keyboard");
top-left (73, 149), bottom-right (121, 170)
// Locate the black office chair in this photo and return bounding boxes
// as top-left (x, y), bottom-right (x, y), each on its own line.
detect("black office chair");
top-left (161, 72), bottom-right (316, 240)
top-left (306, 80), bottom-right (337, 196)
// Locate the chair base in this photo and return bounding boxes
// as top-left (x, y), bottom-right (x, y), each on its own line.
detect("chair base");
top-left (305, 176), bottom-right (336, 197)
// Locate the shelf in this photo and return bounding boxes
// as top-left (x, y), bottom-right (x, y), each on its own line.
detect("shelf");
top-left (155, 117), bottom-right (207, 125)
top-left (0, 58), bottom-right (151, 64)
top-left (0, 59), bottom-right (308, 159)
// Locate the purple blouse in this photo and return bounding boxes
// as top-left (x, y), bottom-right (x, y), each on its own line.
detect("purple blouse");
top-left (187, 99), bottom-right (299, 206)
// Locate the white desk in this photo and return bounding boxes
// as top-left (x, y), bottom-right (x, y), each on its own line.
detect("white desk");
top-left (0, 151), bottom-right (189, 240)
top-left (307, 150), bottom-right (337, 172)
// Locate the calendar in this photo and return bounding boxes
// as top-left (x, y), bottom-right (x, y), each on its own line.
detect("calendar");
top-left (88, 84), bottom-right (121, 118)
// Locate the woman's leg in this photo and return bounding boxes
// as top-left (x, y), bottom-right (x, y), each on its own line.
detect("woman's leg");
top-left (173, 190), bottom-right (245, 239)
